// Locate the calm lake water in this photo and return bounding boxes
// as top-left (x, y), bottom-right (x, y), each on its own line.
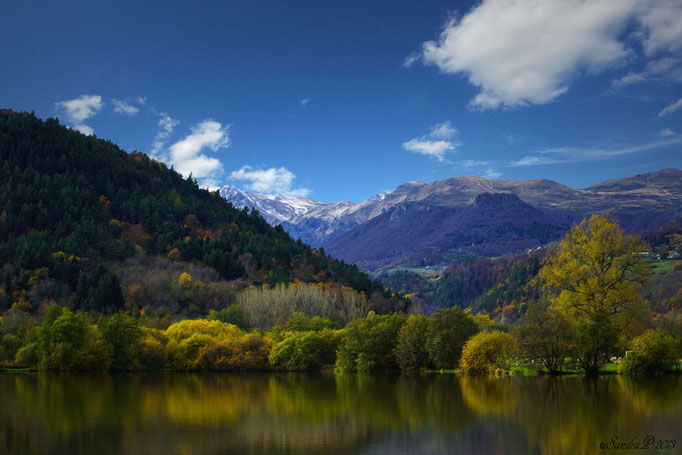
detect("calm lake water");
top-left (1, 372), bottom-right (680, 455)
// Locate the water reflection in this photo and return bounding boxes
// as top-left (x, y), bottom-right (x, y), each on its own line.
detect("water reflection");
top-left (0, 373), bottom-right (680, 454)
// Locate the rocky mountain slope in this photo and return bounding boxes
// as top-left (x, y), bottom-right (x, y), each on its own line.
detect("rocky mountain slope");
top-left (221, 169), bottom-right (682, 264)
top-left (325, 193), bottom-right (572, 270)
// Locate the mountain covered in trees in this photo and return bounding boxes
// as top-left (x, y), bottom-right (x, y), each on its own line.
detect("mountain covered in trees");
top-left (223, 169), bottom-right (682, 271)
top-left (0, 110), bottom-right (405, 318)
top-left (385, 218), bottom-right (682, 321)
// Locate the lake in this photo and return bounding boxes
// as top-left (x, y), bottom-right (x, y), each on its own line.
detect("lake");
top-left (1, 373), bottom-right (680, 454)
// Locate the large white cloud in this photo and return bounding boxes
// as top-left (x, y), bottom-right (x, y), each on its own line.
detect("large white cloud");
top-left (55, 94), bottom-right (104, 135)
top-left (167, 120), bottom-right (229, 190)
top-left (229, 165), bottom-right (310, 197)
top-left (414, 0), bottom-right (642, 109)
top-left (402, 121), bottom-right (459, 162)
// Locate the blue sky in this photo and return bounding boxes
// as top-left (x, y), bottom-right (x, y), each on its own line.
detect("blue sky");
top-left (2, 0), bottom-right (681, 203)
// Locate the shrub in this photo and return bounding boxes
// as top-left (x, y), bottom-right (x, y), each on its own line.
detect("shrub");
top-left (460, 330), bottom-right (518, 374)
top-left (197, 334), bottom-right (273, 370)
top-left (165, 319), bottom-right (241, 342)
top-left (15, 342), bottom-right (39, 366)
top-left (134, 335), bottom-right (166, 370)
top-left (619, 329), bottom-right (680, 376)
top-left (1, 334), bottom-right (22, 362)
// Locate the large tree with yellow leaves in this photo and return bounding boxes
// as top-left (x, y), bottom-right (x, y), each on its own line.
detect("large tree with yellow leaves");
top-left (539, 214), bottom-right (649, 374)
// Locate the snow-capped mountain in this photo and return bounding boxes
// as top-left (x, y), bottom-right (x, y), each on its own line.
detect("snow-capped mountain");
top-left (219, 185), bottom-right (329, 226)
top-left (220, 169), bottom-right (682, 263)
top-left (219, 183), bottom-right (421, 246)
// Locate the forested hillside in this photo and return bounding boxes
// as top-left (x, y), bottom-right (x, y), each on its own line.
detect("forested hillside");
top-left (386, 219), bottom-right (681, 323)
top-left (0, 110), bottom-right (405, 318)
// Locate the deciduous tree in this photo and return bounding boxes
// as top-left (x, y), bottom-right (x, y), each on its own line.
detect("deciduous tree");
top-left (539, 215), bottom-right (649, 374)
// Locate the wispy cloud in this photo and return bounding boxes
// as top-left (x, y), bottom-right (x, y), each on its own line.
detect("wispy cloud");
top-left (483, 168), bottom-right (501, 179)
top-left (300, 98), bottom-right (309, 106)
top-left (459, 159), bottom-right (488, 168)
top-left (403, 121), bottom-right (459, 162)
top-left (402, 51), bottom-right (420, 68)
top-left (229, 165), bottom-right (310, 196)
top-left (166, 120), bottom-right (230, 190)
top-left (657, 97), bottom-right (682, 118)
top-left (660, 128), bottom-right (676, 136)
top-left (507, 137), bottom-right (682, 167)
top-left (112, 98), bottom-right (141, 116)
top-left (612, 57), bottom-right (682, 89)
top-left (55, 94), bottom-right (103, 135)
top-left (150, 113), bottom-right (179, 158)
top-left (507, 156), bottom-right (565, 167)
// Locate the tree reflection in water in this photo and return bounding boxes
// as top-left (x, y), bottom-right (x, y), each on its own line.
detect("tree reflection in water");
top-left (0, 373), bottom-right (680, 455)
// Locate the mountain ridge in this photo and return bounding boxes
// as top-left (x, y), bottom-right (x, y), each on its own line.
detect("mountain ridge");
top-left (221, 168), bottom-right (682, 255)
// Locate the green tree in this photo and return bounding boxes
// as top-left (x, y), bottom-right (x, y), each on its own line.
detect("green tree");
top-left (101, 313), bottom-right (143, 370)
top-left (539, 215), bottom-right (649, 375)
top-left (209, 305), bottom-right (249, 330)
top-left (396, 315), bottom-right (431, 373)
top-left (269, 329), bottom-right (342, 370)
top-left (92, 273), bottom-right (125, 313)
top-left (427, 307), bottom-right (479, 370)
top-left (336, 313), bottom-right (405, 372)
top-left (517, 300), bottom-right (574, 374)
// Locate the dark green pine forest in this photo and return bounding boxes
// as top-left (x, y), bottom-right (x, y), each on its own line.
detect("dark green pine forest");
top-left (0, 109), bottom-right (406, 318)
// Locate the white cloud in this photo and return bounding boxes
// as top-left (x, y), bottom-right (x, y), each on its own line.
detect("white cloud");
top-left (229, 165), bottom-right (310, 196)
top-left (660, 128), bottom-right (675, 136)
top-left (428, 121), bottom-right (457, 139)
top-left (167, 120), bottom-right (230, 190)
top-left (612, 57), bottom-right (682, 88)
top-left (301, 98), bottom-right (309, 106)
top-left (403, 121), bottom-right (459, 162)
top-left (402, 51), bottom-right (420, 68)
top-left (416, 0), bottom-right (637, 109)
top-left (507, 156), bottom-right (565, 167)
top-left (483, 168), bottom-right (501, 179)
top-left (150, 113), bottom-right (179, 158)
top-left (657, 97), bottom-right (682, 118)
top-left (459, 159), bottom-right (489, 168)
top-left (55, 94), bottom-right (103, 135)
top-left (409, 1), bottom-right (682, 109)
top-left (403, 139), bottom-right (455, 161)
top-left (73, 124), bottom-right (94, 136)
top-left (136, 96), bottom-right (147, 105)
top-left (507, 137), bottom-right (682, 166)
top-left (112, 98), bottom-right (140, 116)
top-left (612, 71), bottom-right (647, 88)
top-left (638, 0), bottom-right (682, 56)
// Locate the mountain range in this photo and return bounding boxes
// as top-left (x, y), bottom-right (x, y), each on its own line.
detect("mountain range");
top-left (221, 168), bottom-right (682, 271)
